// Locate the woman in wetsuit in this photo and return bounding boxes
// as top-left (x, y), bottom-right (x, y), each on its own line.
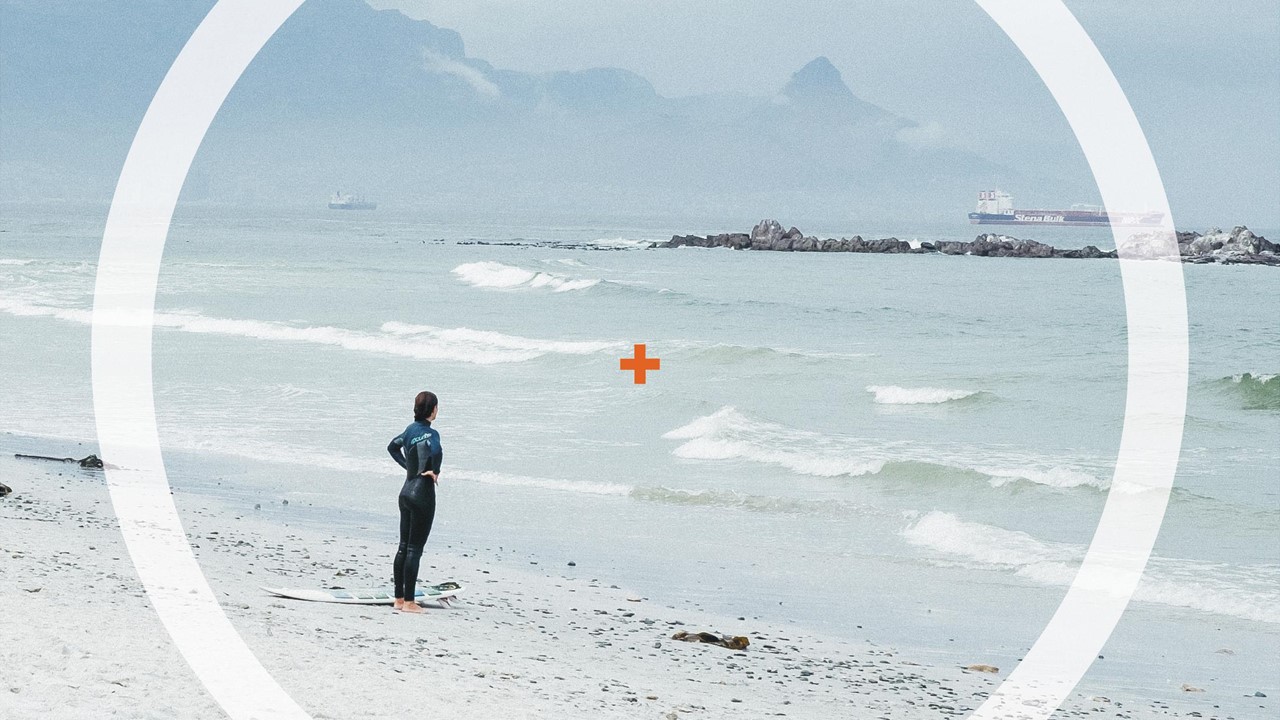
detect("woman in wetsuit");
top-left (386, 391), bottom-right (443, 613)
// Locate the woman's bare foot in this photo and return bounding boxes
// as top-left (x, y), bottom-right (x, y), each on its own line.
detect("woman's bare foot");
top-left (399, 602), bottom-right (424, 614)
top-left (393, 598), bottom-right (405, 610)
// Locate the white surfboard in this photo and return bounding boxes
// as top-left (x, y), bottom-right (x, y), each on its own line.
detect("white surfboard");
top-left (261, 581), bottom-right (463, 606)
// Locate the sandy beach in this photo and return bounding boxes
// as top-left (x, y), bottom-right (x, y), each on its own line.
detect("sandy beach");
top-left (1, 450), bottom-right (1254, 720)
top-left (4, 1), bottom-right (1278, 717)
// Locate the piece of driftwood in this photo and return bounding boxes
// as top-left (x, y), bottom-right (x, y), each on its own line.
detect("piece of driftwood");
top-left (14, 453), bottom-right (105, 469)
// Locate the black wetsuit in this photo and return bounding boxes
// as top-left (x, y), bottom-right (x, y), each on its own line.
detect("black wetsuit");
top-left (387, 420), bottom-right (443, 601)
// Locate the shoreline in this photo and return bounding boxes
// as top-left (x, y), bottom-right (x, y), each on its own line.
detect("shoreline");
top-left (1, 447), bottom-right (1257, 719)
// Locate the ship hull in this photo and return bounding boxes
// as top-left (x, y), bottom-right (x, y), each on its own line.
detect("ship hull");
top-left (969, 210), bottom-right (1162, 227)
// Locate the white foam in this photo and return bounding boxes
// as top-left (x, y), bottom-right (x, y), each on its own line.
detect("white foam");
top-left (676, 341), bottom-right (870, 361)
top-left (776, 347), bottom-right (871, 360)
top-left (589, 237), bottom-right (654, 249)
top-left (978, 464), bottom-right (1106, 490)
top-left (1230, 372), bottom-right (1277, 383)
top-left (662, 407), bottom-right (884, 478)
top-left (451, 469), bottom-right (632, 496)
top-left (0, 259), bottom-right (34, 266)
top-left (380, 321), bottom-right (617, 355)
top-left (451, 261), bottom-right (600, 292)
top-left (902, 511), bottom-right (1280, 624)
top-left (0, 292), bottom-right (616, 364)
top-left (866, 385), bottom-right (979, 405)
top-left (664, 407), bottom-right (1109, 491)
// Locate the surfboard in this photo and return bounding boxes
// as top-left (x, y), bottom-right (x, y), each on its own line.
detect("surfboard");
top-left (261, 581), bottom-right (463, 606)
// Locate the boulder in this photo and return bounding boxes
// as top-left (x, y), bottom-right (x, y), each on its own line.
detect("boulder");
top-left (1080, 245), bottom-right (1114, 259)
top-left (860, 237), bottom-right (910, 253)
top-left (934, 241), bottom-right (969, 255)
top-left (750, 219), bottom-right (785, 245)
top-left (78, 454), bottom-right (104, 469)
top-left (671, 631), bottom-right (750, 651)
top-left (1219, 252), bottom-right (1280, 266)
top-left (1168, 226), bottom-right (1277, 264)
top-left (1190, 235), bottom-right (1222, 254)
top-left (1213, 226), bottom-right (1274, 255)
top-left (1116, 231), bottom-right (1179, 260)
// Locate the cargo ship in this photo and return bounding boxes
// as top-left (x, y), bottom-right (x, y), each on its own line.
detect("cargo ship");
top-left (328, 192), bottom-right (377, 211)
top-left (968, 190), bottom-right (1162, 227)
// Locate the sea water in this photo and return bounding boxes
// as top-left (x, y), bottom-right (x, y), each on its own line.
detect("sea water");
top-left (2, 204), bottom-right (1277, 710)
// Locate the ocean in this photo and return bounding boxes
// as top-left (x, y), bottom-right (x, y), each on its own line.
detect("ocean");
top-left (2, 204), bottom-right (1276, 710)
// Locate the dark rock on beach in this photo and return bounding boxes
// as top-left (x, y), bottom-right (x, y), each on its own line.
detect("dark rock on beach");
top-left (655, 219), bottom-right (1277, 265)
top-left (671, 631), bottom-right (751, 651)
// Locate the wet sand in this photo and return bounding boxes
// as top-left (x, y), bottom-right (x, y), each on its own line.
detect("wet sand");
top-left (0, 455), bottom-right (1253, 719)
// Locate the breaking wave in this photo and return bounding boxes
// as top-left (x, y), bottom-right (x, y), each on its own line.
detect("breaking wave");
top-left (587, 237), bottom-right (655, 250)
top-left (663, 407), bottom-right (886, 478)
top-left (380, 321), bottom-right (617, 357)
top-left (866, 385), bottom-right (982, 405)
top-left (901, 511), bottom-right (1280, 624)
top-left (1212, 372), bottom-right (1280, 410)
top-left (0, 292), bottom-right (617, 364)
top-left (671, 341), bottom-right (869, 364)
top-left (452, 261), bottom-right (601, 292)
top-left (663, 407), bottom-right (1108, 490)
top-left (459, 474), bottom-right (859, 516)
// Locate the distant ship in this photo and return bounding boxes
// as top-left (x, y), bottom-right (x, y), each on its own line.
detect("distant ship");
top-left (968, 190), bottom-right (1163, 227)
top-left (328, 191), bottom-right (377, 211)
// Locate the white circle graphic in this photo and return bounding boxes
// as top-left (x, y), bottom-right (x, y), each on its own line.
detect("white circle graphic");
top-left (89, 1), bottom-right (1187, 719)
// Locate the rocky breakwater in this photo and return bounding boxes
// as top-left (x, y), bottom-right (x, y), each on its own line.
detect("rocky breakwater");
top-left (659, 219), bottom-right (926, 254)
top-left (1175, 226), bottom-right (1279, 265)
top-left (656, 219), bottom-right (1278, 265)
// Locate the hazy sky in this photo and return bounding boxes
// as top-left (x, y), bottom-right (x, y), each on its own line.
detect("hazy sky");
top-left (371, 2), bottom-right (1276, 97)
top-left (368, 0), bottom-right (1280, 226)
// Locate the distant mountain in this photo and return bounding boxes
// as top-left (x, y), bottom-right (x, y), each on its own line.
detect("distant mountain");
top-left (0, 0), bottom-right (1014, 227)
top-left (778, 57), bottom-right (899, 124)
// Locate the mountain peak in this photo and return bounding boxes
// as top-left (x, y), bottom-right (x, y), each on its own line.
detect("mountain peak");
top-left (782, 56), bottom-right (855, 103)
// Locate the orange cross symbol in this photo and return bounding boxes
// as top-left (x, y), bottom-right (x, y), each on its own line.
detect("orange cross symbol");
top-left (620, 343), bottom-right (661, 384)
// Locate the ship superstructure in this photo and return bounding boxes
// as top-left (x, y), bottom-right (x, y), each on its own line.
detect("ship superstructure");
top-left (328, 192), bottom-right (377, 211)
top-left (968, 190), bottom-right (1162, 227)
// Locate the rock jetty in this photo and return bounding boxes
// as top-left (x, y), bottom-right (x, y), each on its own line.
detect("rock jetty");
top-left (1175, 226), bottom-right (1279, 265)
top-left (655, 219), bottom-right (1278, 265)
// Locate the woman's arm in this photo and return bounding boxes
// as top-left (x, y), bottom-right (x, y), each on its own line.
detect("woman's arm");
top-left (387, 434), bottom-right (408, 470)
top-left (423, 444), bottom-right (443, 484)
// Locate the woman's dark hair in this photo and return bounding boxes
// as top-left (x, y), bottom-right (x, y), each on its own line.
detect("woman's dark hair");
top-left (413, 391), bottom-right (438, 422)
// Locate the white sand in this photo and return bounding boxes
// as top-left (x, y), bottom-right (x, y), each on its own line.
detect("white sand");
top-left (1, 456), bottom-right (1237, 719)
